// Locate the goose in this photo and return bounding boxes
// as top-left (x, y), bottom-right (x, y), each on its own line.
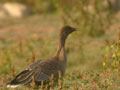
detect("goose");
top-left (7, 26), bottom-right (76, 88)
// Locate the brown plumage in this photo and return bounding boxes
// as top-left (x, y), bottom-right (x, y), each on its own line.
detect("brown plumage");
top-left (7, 26), bottom-right (76, 88)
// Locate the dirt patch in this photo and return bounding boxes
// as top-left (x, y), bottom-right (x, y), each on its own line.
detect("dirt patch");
top-left (0, 25), bottom-right (58, 40)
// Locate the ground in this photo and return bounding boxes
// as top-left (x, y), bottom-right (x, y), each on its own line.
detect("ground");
top-left (0, 13), bottom-right (120, 90)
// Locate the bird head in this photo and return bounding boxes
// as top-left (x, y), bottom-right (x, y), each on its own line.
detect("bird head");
top-left (60, 26), bottom-right (76, 36)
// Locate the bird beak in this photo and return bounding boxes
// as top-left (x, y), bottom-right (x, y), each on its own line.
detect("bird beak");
top-left (72, 28), bottom-right (76, 31)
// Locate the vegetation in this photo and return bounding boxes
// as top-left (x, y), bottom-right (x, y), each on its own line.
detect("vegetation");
top-left (103, 39), bottom-right (120, 72)
top-left (0, 0), bottom-right (56, 13)
top-left (0, 0), bottom-right (120, 90)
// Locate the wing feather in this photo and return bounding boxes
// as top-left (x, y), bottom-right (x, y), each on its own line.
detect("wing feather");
top-left (35, 72), bottom-right (50, 82)
top-left (9, 69), bottom-right (34, 85)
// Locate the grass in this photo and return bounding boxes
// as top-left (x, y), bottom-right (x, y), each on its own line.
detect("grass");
top-left (0, 13), bottom-right (120, 90)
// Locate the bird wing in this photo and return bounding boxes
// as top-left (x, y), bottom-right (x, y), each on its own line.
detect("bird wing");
top-left (9, 69), bottom-right (34, 85)
top-left (8, 60), bottom-right (50, 86)
top-left (34, 71), bottom-right (50, 82)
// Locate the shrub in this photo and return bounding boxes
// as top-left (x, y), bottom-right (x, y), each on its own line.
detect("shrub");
top-left (0, 0), bottom-right (57, 13)
top-left (103, 40), bottom-right (120, 72)
top-left (55, 0), bottom-right (112, 37)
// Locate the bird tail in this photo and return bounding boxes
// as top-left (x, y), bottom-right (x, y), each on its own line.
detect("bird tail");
top-left (6, 83), bottom-right (21, 88)
top-left (7, 69), bottom-right (34, 88)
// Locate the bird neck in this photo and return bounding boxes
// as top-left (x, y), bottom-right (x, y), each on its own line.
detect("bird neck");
top-left (55, 34), bottom-right (67, 61)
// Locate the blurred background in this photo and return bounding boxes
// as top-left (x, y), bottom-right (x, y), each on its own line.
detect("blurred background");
top-left (0, 0), bottom-right (120, 89)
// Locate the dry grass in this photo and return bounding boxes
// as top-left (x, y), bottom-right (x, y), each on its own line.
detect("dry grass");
top-left (0, 13), bottom-right (120, 90)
